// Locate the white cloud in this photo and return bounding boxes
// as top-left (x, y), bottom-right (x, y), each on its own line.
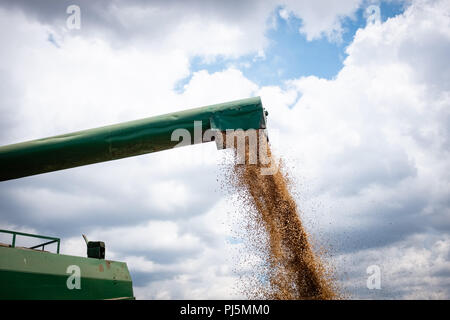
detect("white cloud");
top-left (333, 233), bottom-right (450, 299)
top-left (148, 180), bottom-right (192, 212)
top-left (281, 0), bottom-right (363, 41)
top-left (90, 220), bottom-right (203, 254)
top-left (0, 0), bottom-right (367, 61)
top-left (179, 68), bottom-right (259, 104)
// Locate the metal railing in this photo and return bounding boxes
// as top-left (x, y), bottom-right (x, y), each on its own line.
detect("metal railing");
top-left (0, 229), bottom-right (60, 254)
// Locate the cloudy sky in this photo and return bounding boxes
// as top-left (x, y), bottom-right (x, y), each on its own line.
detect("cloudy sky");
top-left (0, 0), bottom-right (449, 299)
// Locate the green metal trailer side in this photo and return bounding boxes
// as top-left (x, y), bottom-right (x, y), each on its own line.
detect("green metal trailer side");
top-left (0, 246), bottom-right (133, 300)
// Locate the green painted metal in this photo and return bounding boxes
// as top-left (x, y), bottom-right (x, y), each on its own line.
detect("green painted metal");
top-left (0, 229), bottom-right (60, 253)
top-left (0, 96), bottom-right (266, 181)
top-left (0, 246), bottom-right (134, 300)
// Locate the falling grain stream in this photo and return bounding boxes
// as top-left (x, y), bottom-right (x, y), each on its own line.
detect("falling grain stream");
top-left (225, 130), bottom-right (338, 299)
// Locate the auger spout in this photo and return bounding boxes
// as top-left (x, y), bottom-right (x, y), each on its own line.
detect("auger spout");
top-left (0, 97), bottom-right (267, 181)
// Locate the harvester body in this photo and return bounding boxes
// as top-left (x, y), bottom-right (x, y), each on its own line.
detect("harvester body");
top-left (0, 97), bottom-right (267, 299)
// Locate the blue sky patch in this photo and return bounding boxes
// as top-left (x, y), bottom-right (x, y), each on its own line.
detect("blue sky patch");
top-left (175, 1), bottom-right (406, 92)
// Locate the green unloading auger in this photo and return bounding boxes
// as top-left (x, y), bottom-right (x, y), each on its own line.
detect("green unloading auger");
top-left (0, 97), bottom-right (267, 181)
